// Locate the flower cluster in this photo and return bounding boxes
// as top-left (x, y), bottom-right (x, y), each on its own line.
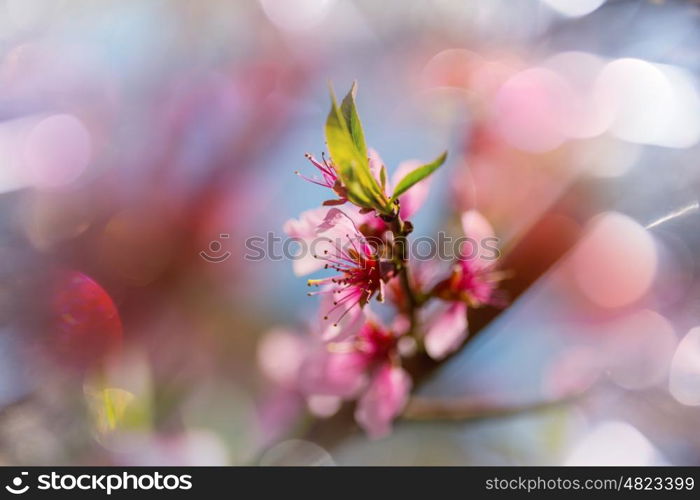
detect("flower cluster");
top-left (276, 84), bottom-right (503, 438)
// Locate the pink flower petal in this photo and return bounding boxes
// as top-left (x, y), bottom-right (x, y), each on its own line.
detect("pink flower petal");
top-left (368, 148), bottom-right (385, 182)
top-left (424, 302), bottom-right (468, 360)
top-left (317, 287), bottom-right (365, 341)
top-left (299, 348), bottom-right (369, 399)
top-left (293, 255), bottom-right (323, 277)
top-left (460, 210), bottom-right (496, 261)
top-left (316, 207), bottom-right (356, 234)
top-left (355, 364), bottom-right (412, 439)
top-left (283, 207), bottom-right (332, 276)
top-left (314, 208), bottom-right (368, 257)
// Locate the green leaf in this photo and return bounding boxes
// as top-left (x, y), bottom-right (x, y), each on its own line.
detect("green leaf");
top-left (86, 387), bottom-right (135, 435)
top-left (325, 84), bottom-right (390, 213)
top-left (340, 81), bottom-right (367, 159)
top-left (379, 164), bottom-right (388, 192)
top-left (391, 151), bottom-right (447, 201)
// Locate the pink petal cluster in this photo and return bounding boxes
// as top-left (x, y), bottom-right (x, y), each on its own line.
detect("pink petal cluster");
top-left (424, 210), bottom-right (504, 360)
top-left (299, 310), bottom-right (411, 438)
top-left (292, 148), bottom-right (431, 239)
top-left (306, 209), bottom-right (385, 327)
top-left (277, 147), bottom-right (504, 439)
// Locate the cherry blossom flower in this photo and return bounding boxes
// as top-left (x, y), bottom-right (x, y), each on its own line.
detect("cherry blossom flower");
top-left (283, 205), bottom-right (382, 277)
top-left (304, 208), bottom-right (393, 338)
top-left (299, 310), bottom-right (411, 438)
top-left (423, 211), bottom-right (505, 360)
top-left (432, 257), bottom-right (503, 307)
top-left (279, 84), bottom-right (462, 440)
top-left (284, 206), bottom-right (386, 339)
top-left (355, 364), bottom-right (411, 439)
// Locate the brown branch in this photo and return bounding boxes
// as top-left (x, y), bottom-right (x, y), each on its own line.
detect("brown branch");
top-left (402, 392), bottom-right (585, 422)
top-left (0, 395), bottom-right (34, 419)
top-left (389, 215), bottom-right (420, 334)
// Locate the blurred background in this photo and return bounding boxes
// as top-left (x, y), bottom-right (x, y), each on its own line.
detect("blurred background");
top-left (1, 0), bottom-right (700, 465)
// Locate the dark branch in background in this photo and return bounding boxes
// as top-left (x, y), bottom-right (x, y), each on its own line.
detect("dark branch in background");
top-left (0, 395), bottom-right (33, 420)
top-left (403, 391), bottom-right (587, 421)
top-left (298, 177), bottom-right (606, 450)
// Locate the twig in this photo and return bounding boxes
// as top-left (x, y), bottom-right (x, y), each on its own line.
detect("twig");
top-left (0, 395), bottom-right (33, 419)
top-left (389, 215), bottom-right (421, 333)
top-left (402, 392), bottom-right (585, 422)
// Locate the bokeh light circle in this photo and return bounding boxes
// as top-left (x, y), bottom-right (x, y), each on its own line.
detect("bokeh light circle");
top-left (492, 68), bottom-right (570, 152)
top-left (669, 327), bottom-right (700, 406)
top-left (541, 0), bottom-right (606, 18)
top-left (603, 309), bottom-right (677, 390)
top-left (571, 212), bottom-right (657, 308)
top-left (257, 328), bottom-right (305, 387)
top-left (258, 439), bottom-right (334, 466)
top-left (259, 0), bottom-right (333, 32)
top-left (23, 114), bottom-right (91, 189)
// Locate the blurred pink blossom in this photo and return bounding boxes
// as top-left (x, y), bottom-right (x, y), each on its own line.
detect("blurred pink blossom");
top-left (299, 310), bottom-right (411, 438)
